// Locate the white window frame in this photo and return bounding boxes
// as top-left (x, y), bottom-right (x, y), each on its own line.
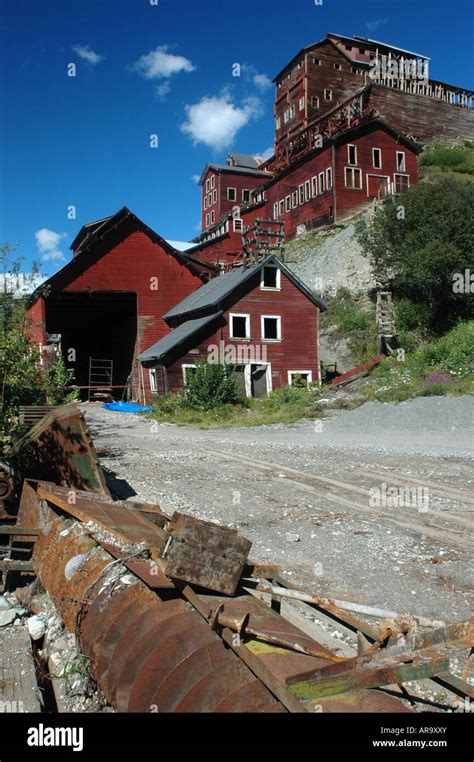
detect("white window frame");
top-left (287, 370), bottom-right (313, 387)
top-left (182, 364), bottom-right (197, 385)
top-left (260, 265), bottom-right (281, 291)
top-left (273, 202), bottom-right (279, 219)
top-left (204, 195), bottom-right (208, 210)
top-left (210, 175), bottom-right (215, 189)
top-left (345, 167), bottom-right (362, 189)
top-left (210, 210), bottom-right (215, 224)
top-left (394, 173), bottom-right (410, 193)
top-left (348, 144), bottom-right (357, 166)
top-left (311, 176), bottom-right (318, 197)
top-left (206, 178), bottom-right (210, 192)
top-left (285, 195), bottom-right (291, 212)
top-left (261, 314), bottom-right (282, 342)
top-left (279, 199), bottom-right (285, 215)
top-left (304, 180), bottom-right (311, 201)
top-left (324, 89), bottom-right (332, 101)
top-left (242, 189), bottom-right (250, 203)
top-left (292, 190), bottom-right (298, 208)
top-left (313, 58), bottom-right (321, 65)
top-left (372, 148), bottom-right (382, 169)
top-left (289, 104), bottom-right (295, 119)
top-left (299, 96), bottom-right (305, 111)
top-left (149, 368), bottom-right (158, 393)
top-left (229, 313), bottom-right (250, 340)
top-left (299, 184), bottom-right (304, 204)
top-left (396, 151), bottom-right (406, 172)
top-left (319, 171), bottom-right (325, 194)
top-left (311, 96), bottom-right (319, 109)
top-left (326, 167), bottom-right (333, 189)
top-left (205, 213), bottom-right (210, 227)
top-left (276, 116), bottom-right (281, 130)
top-left (334, 63), bottom-right (342, 71)
top-left (233, 218), bottom-right (243, 232)
top-left (243, 362), bottom-right (272, 397)
top-left (227, 187), bottom-right (237, 201)
top-left (212, 189), bottom-right (217, 204)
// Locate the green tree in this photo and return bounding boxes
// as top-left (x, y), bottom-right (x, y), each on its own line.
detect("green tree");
top-left (355, 177), bottom-right (474, 334)
top-left (182, 362), bottom-right (242, 410)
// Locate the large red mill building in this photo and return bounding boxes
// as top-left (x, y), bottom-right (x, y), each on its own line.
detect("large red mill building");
top-left (26, 32), bottom-right (473, 401)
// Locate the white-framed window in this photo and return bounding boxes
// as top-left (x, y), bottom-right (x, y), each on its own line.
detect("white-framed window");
top-left (260, 265), bottom-right (281, 290)
top-left (326, 167), bottom-right (333, 189)
top-left (210, 175), bottom-right (215, 189)
top-left (206, 178), bottom-right (210, 192)
top-left (242, 189), bottom-right (250, 203)
top-left (396, 151), bottom-right (406, 172)
top-left (345, 167), bottom-right (362, 189)
top-left (311, 176), bottom-right (318, 197)
top-left (292, 190), bottom-right (298, 207)
top-left (233, 218), bottom-right (243, 232)
top-left (285, 195), bottom-right (291, 212)
top-left (373, 148), bottom-right (382, 169)
top-left (204, 195), bottom-right (208, 210)
top-left (334, 63), bottom-right (342, 70)
top-left (182, 364), bottom-right (197, 385)
top-left (149, 368), bottom-right (158, 393)
top-left (319, 171), bottom-right (325, 194)
top-left (210, 210), bottom-right (215, 223)
top-left (283, 109), bottom-right (290, 124)
top-left (394, 174), bottom-right (410, 193)
top-left (279, 199), bottom-right (285, 215)
top-left (229, 313), bottom-right (250, 340)
top-left (207, 193), bottom-right (212, 206)
top-left (313, 58), bottom-right (321, 65)
top-left (205, 213), bottom-right (210, 227)
top-left (311, 96), bottom-right (319, 109)
top-left (273, 202), bottom-right (279, 219)
top-left (304, 180), bottom-right (311, 201)
top-left (288, 370), bottom-right (312, 387)
top-left (289, 104), bottom-right (296, 119)
top-left (299, 184), bottom-right (304, 204)
top-left (348, 144), bottom-right (357, 165)
top-left (276, 116), bottom-right (281, 130)
top-left (212, 189), bottom-right (217, 204)
top-left (227, 187), bottom-right (236, 201)
top-left (299, 96), bottom-right (305, 111)
top-left (324, 89), bottom-right (332, 101)
top-left (261, 315), bottom-right (281, 342)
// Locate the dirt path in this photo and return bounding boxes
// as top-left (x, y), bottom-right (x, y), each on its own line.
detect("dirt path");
top-left (82, 396), bottom-right (474, 621)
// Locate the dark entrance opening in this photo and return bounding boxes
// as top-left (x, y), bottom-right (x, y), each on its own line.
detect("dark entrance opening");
top-left (45, 291), bottom-right (137, 400)
top-left (251, 364), bottom-right (268, 398)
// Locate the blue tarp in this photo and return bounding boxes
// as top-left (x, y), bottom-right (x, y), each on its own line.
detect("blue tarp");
top-left (102, 402), bottom-right (152, 413)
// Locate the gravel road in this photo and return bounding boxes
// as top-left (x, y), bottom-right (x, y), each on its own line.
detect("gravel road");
top-left (82, 396), bottom-right (474, 622)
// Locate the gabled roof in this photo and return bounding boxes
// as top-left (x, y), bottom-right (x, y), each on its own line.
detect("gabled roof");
top-left (163, 254), bottom-right (327, 323)
top-left (199, 163), bottom-right (270, 186)
top-left (227, 153), bottom-right (261, 169)
top-left (138, 311), bottom-right (223, 364)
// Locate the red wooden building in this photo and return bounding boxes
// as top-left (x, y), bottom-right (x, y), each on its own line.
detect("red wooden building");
top-left (138, 255), bottom-right (326, 397)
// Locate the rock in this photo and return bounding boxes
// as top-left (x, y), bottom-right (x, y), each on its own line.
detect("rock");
top-left (27, 615), bottom-right (46, 641)
top-left (0, 609), bottom-right (17, 626)
top-left (0, 595), bottom-right (12, 610)
top-left (286, 532), bottom-right (300, 543)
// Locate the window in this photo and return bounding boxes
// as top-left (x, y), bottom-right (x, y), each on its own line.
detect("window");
top-left (233, 218), bottom-right (243, 232)
top-left (292, 190), bottom-right (298, 207)
top-left (210, 210), bottom-right (215, 223)
top-left (212, 189), bottom-right (217, 204)
top-left (261, 266), bottom-right (281, 290)
top-left (149, 368), bottom-right (158, 393)
top-left (394, 174), bottom-right (410, 193)
top-left (210, 175), bottom-right (215, 189)
top-left (227, 187), bottom-right (236, 201)
top-left (299, 96), bottom-right (305, 111)
top-left (359, 48), bottom-right (366, 55)
top-left (373, 148), bottom-right (382, 169)
top-left (285, 195), bottom-right (291, 212)
top-left (313, 58), bottom-right (321, 65)
top-left (204, 195), bottom-right (208, 210)
top-left (345, 45), bottom-right (352, 51)
top-left (324, 89), bottom-right (332, 101)
top-left (334, 63), bottom-right (342, 70)
top-left (205, 213), bottom-right (210, 227)
top-left (276, 116), bottom-right (281, 130)
top-left (396, 151), bottom-right (406, 172)
top-left (304, 180), bottom-right (311, 201)
top-left (261, 315), bottom-right (281, 341)
top-left (299, 184), bottom-right (304, 204)
top-left (206, 179), bottom-right (210, 192)
top-left (345, 167), bottom-right (362, 189)
top-left (284, 109), bottom-right (290, 124)
top-left (348, 144), bottom-right (357, 165)
top-left (289, 104), bottom-right (295, 119)
top-left (352, 67), bottom-right (361, 74)
top-left (182, 365), bottom-right (197, 385)
top-left (207, 193), bottom-right (212, 206)
top-left (230, 314), bottom-right (250, 340)
top-left (279, 200), bottom-right (285, 215)
top-left (242, 189), bottom-right (250, 203)
top-left (311, 96), bottom-right (319, 109)
top-left (288, 370), bottom-right (312, 388)
top-left (273, 202), bottom-right (279, 219)
top-left (311, 176), bottom-right (318, 197)
top-left (319, 172), bottom-right (325, 194)
top-left (326, 167), bottom-right (333, 189)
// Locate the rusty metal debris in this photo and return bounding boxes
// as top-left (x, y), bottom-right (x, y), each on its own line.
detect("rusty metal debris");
top-left (1, 410), bottom-right (473, 714)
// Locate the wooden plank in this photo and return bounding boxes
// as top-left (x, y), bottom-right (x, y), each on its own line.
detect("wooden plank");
top-left (0, 624), bottom-right (42, 712)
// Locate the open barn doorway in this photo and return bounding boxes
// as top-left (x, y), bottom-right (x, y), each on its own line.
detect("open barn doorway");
top-left (45, 291), bottom-right (137, 400)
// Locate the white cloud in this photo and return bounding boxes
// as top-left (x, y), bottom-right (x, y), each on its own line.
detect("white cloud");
top-left (259, 147), bottom-right (274, 160)
top-left (72, 45), bottom-right (105, 65)
top-left (181, 92), bottom-right (263, 151)
top-left (132, 45), bottom-right (195, 80)
top-left (35, 228), bottom-right (67, 262)
top-left (191, 174), bottom-right (201, 184)
top-left (253, 73), bottom-right (272, 90)
top-left (155, 81), bottom-right (171, 100)
top-left (366, 18), bottom-right (389, 33)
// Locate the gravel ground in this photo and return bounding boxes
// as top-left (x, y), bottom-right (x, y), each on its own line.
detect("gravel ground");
top-left (82, 396), bottom-right (474, 623)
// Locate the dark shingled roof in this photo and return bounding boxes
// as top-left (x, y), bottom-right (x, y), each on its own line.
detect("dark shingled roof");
top-left (163, 255), bottom-right (327, 322)
top-left (138, 312), bottom-right (223, 363)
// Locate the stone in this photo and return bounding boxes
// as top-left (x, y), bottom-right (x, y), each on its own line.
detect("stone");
top-left (285, 532), bottom-right (300, 543)
top-left (0, 609), bottom-right (17, 626)
top-left (27, 615), bottom-right (46, 641)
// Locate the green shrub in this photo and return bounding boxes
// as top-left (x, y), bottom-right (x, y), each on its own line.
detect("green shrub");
top-left (420, 142), bottom-right (474, 175)
top-left (182, 362), bottom-right (243, 410)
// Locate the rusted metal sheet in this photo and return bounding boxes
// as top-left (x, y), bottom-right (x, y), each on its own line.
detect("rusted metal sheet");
top-left (164, 512), bottom-right (252, 596)
top-left (9, 404), bottom-right (109, 497)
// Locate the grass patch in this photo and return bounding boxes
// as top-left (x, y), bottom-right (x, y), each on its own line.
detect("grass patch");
top-left (420, 140), bottom-right (474, 176)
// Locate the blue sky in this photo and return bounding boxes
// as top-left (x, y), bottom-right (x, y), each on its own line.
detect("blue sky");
top-left (1, 0), bottom-right (473, 275)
